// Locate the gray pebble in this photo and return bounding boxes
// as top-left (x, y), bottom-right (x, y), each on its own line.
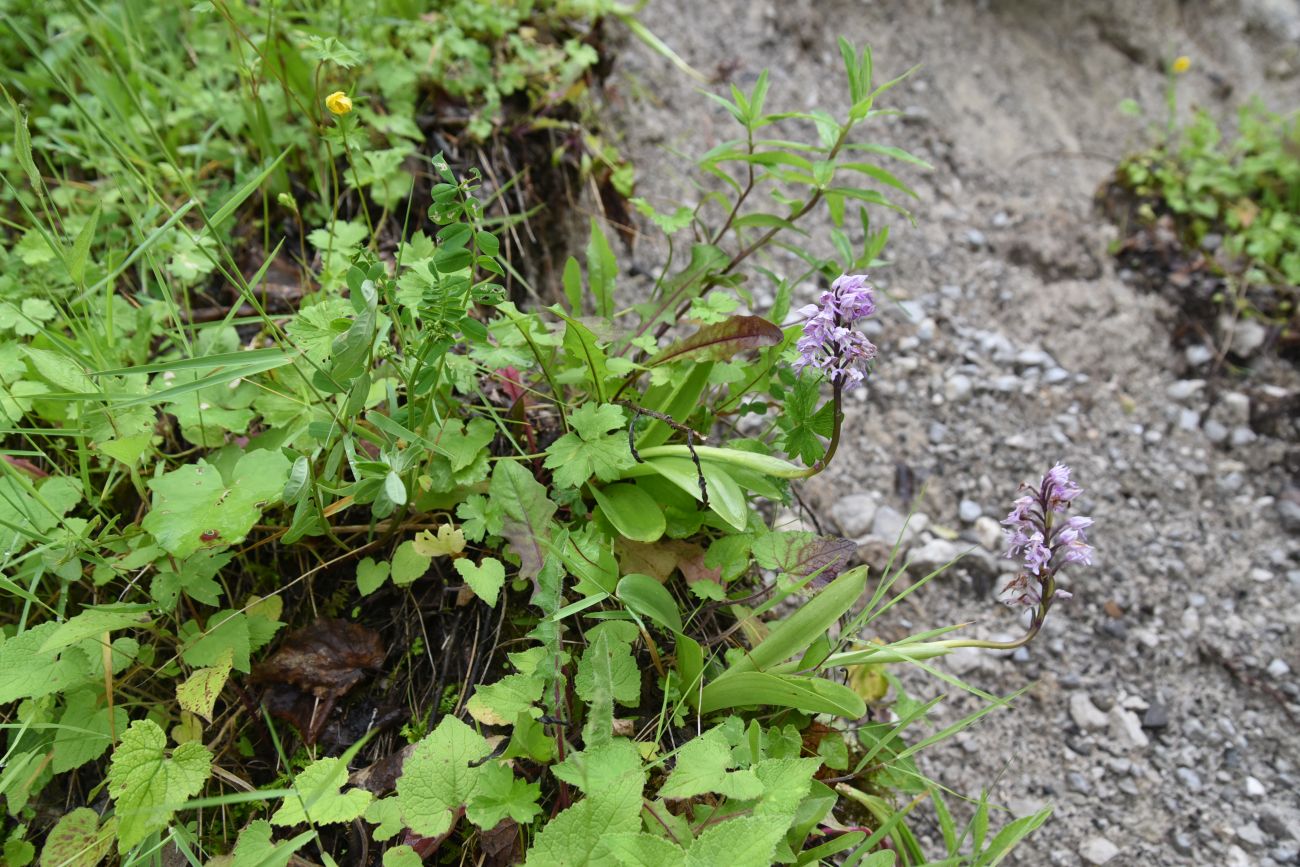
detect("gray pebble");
top-left (1080, 837), bottom-right (1120, 865)
top-left (1166, 379), bottom-right (1206, 403)
top-left (1176, 767), bottom-right (1203, 791)
top-left (959, 499), bottom-right (983, 522)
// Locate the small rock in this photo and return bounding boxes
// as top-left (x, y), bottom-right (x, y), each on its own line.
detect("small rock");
top-left (965, 228), bottom-right (988, 249)
top-left (871, 506), bottom-right (923, 547)
top-left (1166, 379), bottom-right (1206, 403)
top-left (946, 646), bottom-right (987, 675)
top-left (1230, 426), bottom-right (1258, 448)
top-left (989, 374), bottom-right (1021, 393)
top-left (1245, 776), bottom-right (1267, 798)
top-left (1224, 844), bottom-right (1253, 867)
top-left (1238, 823), bottom-right (1267, 850)
top-left (1176, 767), bottom-right (1203, 791)
top-left (1259, 811), bottom-right (1293, 840)
top-left (928, 422), bottom-right (948, 444)
top-left (959, 499), bottom-right (982, 523)
top-left (1067, 771), bottom-right (1091, 794)
top-left (1267, 658), bottom-right (1291, 678)
top-left (945, 373), bottom-right (973, 403)
top-left (1108, 706), bottom-right (1150, 750)
top-left (1186, 344), bottom-right (1215, 366)
top-left (1070, 693), bottom-right (1110, 732)
top-left (1141, 703), bottom-right (1169, 730)
top-left (1171, 831), bottom-right (1196, 855)
top-left (1015, 348), bottom-right (1053, 368)
top-left (975, 516), bottom-right (1003, 552)
top-left (831, 494), bottom-right (879, 538)
top-left (1044, 367), bottom-right (1070, 384)
top-left (1178, 408), bottom-right (1201, 431)
top-left (1080, 836), bottom-right (1120, 865)
top-left (1220, 392), bottom-right (1252, 426)
top-left (1011, 647), bottom-right (1030, 663)
top-left (1205, 419), bottom-right (1229, 443)
top-left (1252, 568), bottom-right (1274, 583)
top-left (1226, 317), bottom-right (1268, 356)
top-left (907, 538), bottom-right (967, 575)
top-left (1277, 498), bottom-right (1300, 533)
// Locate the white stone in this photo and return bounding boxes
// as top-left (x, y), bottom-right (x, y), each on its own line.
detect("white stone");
top-left (831, 494), bottom-right (879, 539)
top-left (1165, 379), bottom-right (1206, 403)
top-left (1069, 693), bottom-right (1109, 732)
top-left (1245, 776), bottom-right (1267, 798)
top-left (945, 373), bottom-right (973, 403)
top-left (975, 516), bottom-right (1003, 552)
top-left (1080, 837), bottom-right (1120, 865)
top-left (958, 499), bottom-right (982, 522)
top-left (1108, 706), bottom-right (1149, 750)
top-left (1267, 658), bottom-right (1291, 678)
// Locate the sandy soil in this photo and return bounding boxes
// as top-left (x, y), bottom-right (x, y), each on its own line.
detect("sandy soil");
top-left (603, 1), bottom-right (1300, 863)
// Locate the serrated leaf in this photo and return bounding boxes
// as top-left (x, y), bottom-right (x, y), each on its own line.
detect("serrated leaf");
top-left (363, 797), bottom-right (404, 841)
top-left (575, 626), bottom-right (640, 746)
top-left (396, 716), bottom-right (490, 837)
top-left (544, 413), bottom-right (635, 489)
top-left (686, 815), bottom-right (786, 867)
top-left (271, 757), bottom-right (372, 826)
top-left (454, 556), bottom-right (506, 607)
top-left (52, 687), bottom-right (128, 774)
top-left (228, 819), bottom-right (313, 867)
top-left (604, 832), bottom-right (687, 867)
top-left (142, 449), bottom-right (290, 558)
top-left (39, 807), bottom-right (113, 867)
top-left (466, 760), bottom-right (542, 828)
top-left (750, 531), bottom-right (856, 585)
top-left (176, 647), bottom-right (233, 722)
top-left (106, 720), bottom-right (212, 851)
top-left (39, 604), bottom-right (152, 653)
top-left (650, 315), bottom-right (783, 366)
top-left (466, 672), bottom-right (544, 726)
top-left (550, 739), bottom-right (644, 797)
top-left (659, 727), bottom-right (763, 800)
top-left (523, 773), bottom-right (642, 866)
top-left (0, 623), bottom-right (91, 704)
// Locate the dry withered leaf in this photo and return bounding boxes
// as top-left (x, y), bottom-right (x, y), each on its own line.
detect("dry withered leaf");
top-left (253, 618), bottom-right (386, 745)
top-left (480, 819), bottom-right (523, 866)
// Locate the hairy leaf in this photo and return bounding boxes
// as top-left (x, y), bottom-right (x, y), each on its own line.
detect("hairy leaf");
top-left (106, 720), bottom-right (212, 850)
top-left (271, 757), bottom-right (372, 826)
top-left (397, 716), bottom-right (490, 837)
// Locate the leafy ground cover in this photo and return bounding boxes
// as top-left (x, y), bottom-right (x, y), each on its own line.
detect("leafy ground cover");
top-left (0, 6), bottom-right (1070, 864)
top-left (1103, 57), bottom-right (1300, 360)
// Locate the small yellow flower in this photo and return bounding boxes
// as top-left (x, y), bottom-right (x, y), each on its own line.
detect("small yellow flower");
top-left (325, 91), bottom-right (353, 115)
top-left (1172, 55), bottom-right (1191, 75)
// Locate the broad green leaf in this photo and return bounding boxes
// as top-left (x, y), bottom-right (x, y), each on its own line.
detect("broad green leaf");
top-left (396, 716), bottom-right (490, 837)
top-left (489, 460), bottom-right (557, 585)
top-left (466, 672), bottom-right (544, 726)
top-left (550, 739), bottom-right (644, 797)
top-left (604, 832), bottom-right (687, 867)
top-left (39, 604), bottom-right (152, 653)
top-left (750, 531), bottom-right (856, 584)
top-left (592, 483), bottom-right (665, 542)
top-left (363, 797), bottom-right (404, 842)
top-left (391, 540), bottom-right (431, 586)
top-left (383, 846), bottom-right (423, 867)
top-left (687, 816), bottom-right (788, 867)
top-left (575, 626), bottom-right (640, 746)
top-left (176, 647), bottom-right (233, 722)
top-left (271, 757), bottom-right (372, 826)
top-left (0, 623), bottom-right (91, 704)
top-left (52, 688), bottom-right (127, 774)
top-left (615, 574), bottom-right (683, 633)
top-left (39, 807), bottom-right (114, 867)
top-left (106, 720), bottom-right (212, 851)
top-left (544, 404), bottom-right (635, 489)
top-left (228, 820), bottom-right (314, 867)
top-left (640, 457), bottom-right (748, 531)
top-left (454, 556), bottom-right (506, 607)
top-left (355, 557), bottom-right (390, 596)
top-left (142, 449), bottom-right (290, 558)
top-left (659, 727), bottom-right (762, 800)
top-left (523, 773), bottom-right (642, 866)
top-left (465, 760), bottom-right (542, 828)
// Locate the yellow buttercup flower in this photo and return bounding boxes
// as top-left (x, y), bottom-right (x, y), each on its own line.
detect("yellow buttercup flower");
top-left (325, 91), bottom-right (353, 115)
top-left (1172, 56), bottom-right (1191, 75)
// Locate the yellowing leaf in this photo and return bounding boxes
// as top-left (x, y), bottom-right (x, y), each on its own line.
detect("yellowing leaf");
top-left (454, 556), bottom-right (505, 607)
top-left (411, 524), bottom-right (466, 557)
top-left (106, 720), bottom-right (212, 851)
top-left (39, 807), bottom-right (114, 867)
top-left (271, 757), bottom-right (372, 827)
top-left (177, 647), bottom-right (233, 722)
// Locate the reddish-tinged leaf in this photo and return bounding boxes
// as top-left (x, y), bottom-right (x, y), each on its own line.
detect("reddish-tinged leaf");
top-left (751, 531), bottom-right (857, 586)
top-left (650, 315), bottom-right (784, 366)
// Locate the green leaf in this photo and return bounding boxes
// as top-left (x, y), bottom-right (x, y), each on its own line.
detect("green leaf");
top-left (454, 556), bottom-right (506, 607)
top-left (39, 604), bottom-right (152, 653)
top-left (490, 460), bottom-right (557, 585)
top-left (383, 846), bottom-right (423, 867)
top-left (586, 218), bottom-right (617, 319)
top-left (466, 672), bottom-right (545, 726)
top-left (106, 720), bottom-right (212, 851)
top-left (592, 483), bottom-right (665, 543)
top-left (176, 647), bottom-right (233, 722)
top-left (391, 540), bottom-right (431, 586)
top-left (750, 531), bottom-right (856, 584)
top-left (356, 557), bottom-right (390, 596)
top-left (720, 565), bottom-right (869, 677)
top-left (142, 449), bottom-right (290, 558)
top-left (227, 820), bottom-right (313, 867)
top-left (640, 457), bottom-right (748, 531)
top-left (396, 716), bottom-right (490, 837)
top-left (271, 757), bottom-right (372, 826)
top-left (52, 687), bottom-right (128, 774)
top-left (466, 760), bottom-right (542, 828)
top-left (0, 623), bottom-right (91, 704)
top-left (659, 727), bottom-right (762, 800)
top-left (544, 404), bottom-right (635, 489)
top-left (615, 574), bottom-right (683, 633)
top-left (364, 798), bottom-right (404, 842)
top-left (39, 807), bottom-right (114, 867)
top-left (649, 315), bottom-right (783, 366)
top-left (687, 816), bottom-right (787, 867)
top-left (699, 671), bottom-right (866, 718)
top-left (550, 739), bottom-right (644, 797)
top-left (523, 773), bottom-right (643, 866)
top-left (575, 626), bottom-right (640, 746)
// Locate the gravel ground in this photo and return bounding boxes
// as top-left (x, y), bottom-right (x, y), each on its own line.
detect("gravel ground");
top-left (604, 1), bottom-right (1300, 863)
